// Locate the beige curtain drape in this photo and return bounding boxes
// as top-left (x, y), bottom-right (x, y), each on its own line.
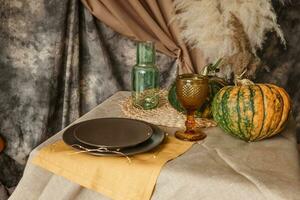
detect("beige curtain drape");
top-left (81, 0), bottom-right (206, 73)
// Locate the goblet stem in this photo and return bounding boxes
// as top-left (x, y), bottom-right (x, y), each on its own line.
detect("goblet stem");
top-left (175, 109), bottom-right (206, 141)
top-left (185, 110), bottom-right (196, 134)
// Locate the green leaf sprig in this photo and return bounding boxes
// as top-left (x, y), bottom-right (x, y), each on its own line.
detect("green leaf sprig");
top-left (201, 58), bottom-right (222, 76)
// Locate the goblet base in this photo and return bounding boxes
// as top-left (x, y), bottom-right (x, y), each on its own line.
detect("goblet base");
top-left (175, 130), bottom-right (206, 141)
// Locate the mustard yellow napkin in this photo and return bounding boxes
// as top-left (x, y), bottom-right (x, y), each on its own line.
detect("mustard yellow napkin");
top-left (32, 136), bottom-right (193, 200)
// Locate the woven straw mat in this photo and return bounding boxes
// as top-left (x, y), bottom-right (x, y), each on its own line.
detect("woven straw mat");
top-left (120, 91), bottom-right (217, 129)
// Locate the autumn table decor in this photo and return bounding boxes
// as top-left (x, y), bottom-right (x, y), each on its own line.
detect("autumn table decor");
top-left (209, 14), bottom-right (292, 141)
top-left (168, 59), bottom-right (227, 118)
top-left (131, 41), bottom-right (159, 110)
top-left (174, 74), bottom-right (209, 141)
top-left (125, 41), bottom-right (217, 129)
top-left (212, 82), bottom-right (292, 142)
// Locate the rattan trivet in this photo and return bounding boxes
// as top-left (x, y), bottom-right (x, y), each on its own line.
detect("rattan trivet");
top-left (120, 91), bottom-right (217, 129)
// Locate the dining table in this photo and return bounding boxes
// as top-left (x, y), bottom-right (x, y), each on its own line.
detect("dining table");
top-left (9, 91), bottom-right (300, 200)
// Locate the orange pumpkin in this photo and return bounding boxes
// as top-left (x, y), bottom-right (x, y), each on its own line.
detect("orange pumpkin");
top-left (212, 83), bottom-right (292, 141)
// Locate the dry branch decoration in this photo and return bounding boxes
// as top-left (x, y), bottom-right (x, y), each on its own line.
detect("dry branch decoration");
top-left (221, 13), bottom-right (262, 81)
top-left (173, 0), bottom-right (285, 80)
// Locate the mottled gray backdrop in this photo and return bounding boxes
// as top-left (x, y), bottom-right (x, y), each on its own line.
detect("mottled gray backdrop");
top-left (0, 0), bottom-right (299, 199)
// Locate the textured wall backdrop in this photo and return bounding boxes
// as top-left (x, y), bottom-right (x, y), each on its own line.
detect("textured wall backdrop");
top-left (256, 0), bottom-right (300, 141)
top-left (0, 0), bottom-right (299, 198)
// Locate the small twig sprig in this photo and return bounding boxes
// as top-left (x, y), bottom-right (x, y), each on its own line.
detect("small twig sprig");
top-left (70, 144), bottom-right (132, 163)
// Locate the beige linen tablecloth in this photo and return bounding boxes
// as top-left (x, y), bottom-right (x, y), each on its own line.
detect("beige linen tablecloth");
top-left (10, 92), bottom-right (300, 200)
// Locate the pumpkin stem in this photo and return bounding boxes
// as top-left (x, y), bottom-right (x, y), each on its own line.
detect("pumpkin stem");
top-left (234, 69), bottom-right (255, 86)
top-left (235, 79), bottom-right (255, 86)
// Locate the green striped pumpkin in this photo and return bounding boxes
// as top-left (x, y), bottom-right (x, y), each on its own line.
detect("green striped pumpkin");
top-left (168, 76), bottom-right (227, 118)
top-left (212, 84), bottom-right (292, 141)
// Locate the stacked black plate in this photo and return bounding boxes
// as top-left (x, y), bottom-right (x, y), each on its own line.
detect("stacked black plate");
top-left (62, 118), bottom-right (165, 156)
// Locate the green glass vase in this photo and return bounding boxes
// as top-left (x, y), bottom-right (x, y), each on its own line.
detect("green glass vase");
top-left (131, 41), bottom-right (159, 110)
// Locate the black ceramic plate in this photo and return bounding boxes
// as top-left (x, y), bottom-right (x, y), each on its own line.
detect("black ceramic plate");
top-left (73, 118), bottom-right (153, 149)
top-left (62, 119), bottom-right (165, 156)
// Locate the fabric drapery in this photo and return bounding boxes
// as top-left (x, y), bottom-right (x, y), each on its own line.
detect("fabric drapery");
top-left (0, 0), bottom-right (176, 192)
top-left (81, 0), bottom-right (206, 73)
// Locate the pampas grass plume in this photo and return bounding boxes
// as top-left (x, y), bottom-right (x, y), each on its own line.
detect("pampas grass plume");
top-left (174, 0), bottom-right (285, 63)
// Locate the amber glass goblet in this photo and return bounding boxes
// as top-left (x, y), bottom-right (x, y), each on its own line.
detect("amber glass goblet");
top-left (175, 74), bottom-right (209, 141)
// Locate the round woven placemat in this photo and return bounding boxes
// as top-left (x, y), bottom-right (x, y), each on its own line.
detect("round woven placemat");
top-left (120, 91), bottom-right (217, 129)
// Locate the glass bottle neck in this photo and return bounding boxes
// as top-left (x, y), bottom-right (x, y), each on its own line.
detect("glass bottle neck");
top-left (136, 41), bottom-right (156, 66)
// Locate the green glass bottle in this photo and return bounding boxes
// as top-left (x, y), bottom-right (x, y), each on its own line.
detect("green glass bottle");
top-left (131, 41), bottom-right (159, 110)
